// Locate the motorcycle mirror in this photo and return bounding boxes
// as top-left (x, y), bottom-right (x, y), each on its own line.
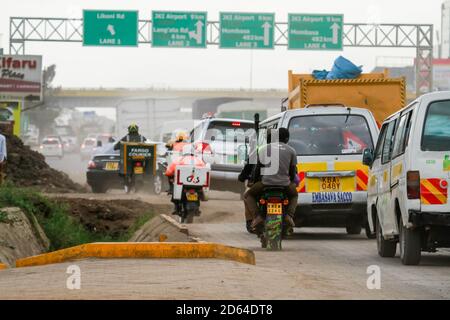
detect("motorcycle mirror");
top-left (254, 113), bottom-right (260, 133)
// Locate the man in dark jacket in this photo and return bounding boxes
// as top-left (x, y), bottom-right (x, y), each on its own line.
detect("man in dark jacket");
top-left (239, 128), bottom-right (298, 234)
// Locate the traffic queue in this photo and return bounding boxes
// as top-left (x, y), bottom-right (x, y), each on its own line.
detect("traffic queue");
top-left (77, 64), bottom-right (450, 265)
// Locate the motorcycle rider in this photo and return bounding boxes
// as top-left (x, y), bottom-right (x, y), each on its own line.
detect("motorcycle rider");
top-left (114, 123), bottom-right (147, 150)
top-left (166, 131), bottom-right (189, 153)
top-left (165, 144), bottom-right (206, 214)
top-left (240, 128), bottom-right (298, 234)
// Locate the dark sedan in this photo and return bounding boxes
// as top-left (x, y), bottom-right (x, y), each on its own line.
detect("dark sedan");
top-left (86, 142), bottom-right (168, 194)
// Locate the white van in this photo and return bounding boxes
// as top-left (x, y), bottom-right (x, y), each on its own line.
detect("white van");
top-left (364, 91), bottom-right (450, 265)
top-left (260, 106), bottom-right (379, 236)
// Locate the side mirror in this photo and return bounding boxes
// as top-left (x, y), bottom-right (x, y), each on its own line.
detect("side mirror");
top-left (362, 148), bottom-right (374, 167)
top-left (97, 140), bottom-right (102, 147)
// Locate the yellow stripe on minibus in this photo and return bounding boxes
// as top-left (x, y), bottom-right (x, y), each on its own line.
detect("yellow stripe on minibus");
top-left (297, 162), bottom-right (327, 193)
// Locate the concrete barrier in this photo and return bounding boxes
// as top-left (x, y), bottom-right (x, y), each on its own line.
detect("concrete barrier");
top-left (129, 214), bottom-right (190, 242)
top-left (15, 242), bottom-right (256, 268)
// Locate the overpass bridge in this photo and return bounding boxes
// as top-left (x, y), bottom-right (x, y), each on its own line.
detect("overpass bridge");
top-left (48, 87), bottom-right (287, 109)
top-left (45, 87), bottom-right (287, 139)
top-left (43, 87), bottom-right (417, 139)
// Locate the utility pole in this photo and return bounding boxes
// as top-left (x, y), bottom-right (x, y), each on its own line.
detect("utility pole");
top-left (249, 49), bottom-right (253, 91)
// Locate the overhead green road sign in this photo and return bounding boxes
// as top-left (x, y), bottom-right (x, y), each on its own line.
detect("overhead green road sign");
top-left (83, 10), bottom-right (138, 46)
top-left (152, 11), bottom-right (207, 48)
top-left (288, 14), bottom-right (343, 50)
top-left (220, 12), bottom-right (275, 49)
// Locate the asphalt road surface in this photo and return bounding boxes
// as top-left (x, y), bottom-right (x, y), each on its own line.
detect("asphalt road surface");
top-left (1, 157), bottom-right (449, 299)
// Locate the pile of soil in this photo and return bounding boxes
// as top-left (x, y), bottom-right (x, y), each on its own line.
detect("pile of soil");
top-left (4, 134), bottom-right (85, 193)
top-left (54, 197), bottom-right (171, 237)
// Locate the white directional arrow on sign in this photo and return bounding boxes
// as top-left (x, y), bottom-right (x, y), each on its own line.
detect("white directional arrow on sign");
top-left (262, 22), bottom-right (272, 46)
top-left (330, 23), bottom-right (340, 45)
top-left (107, 24), bottom-right (116, 36)
top-left (188, 20), bottom-right (204, 44)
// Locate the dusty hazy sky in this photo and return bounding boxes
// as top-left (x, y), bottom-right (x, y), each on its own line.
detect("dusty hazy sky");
top-left (1, 0), bottom-right (443, 89)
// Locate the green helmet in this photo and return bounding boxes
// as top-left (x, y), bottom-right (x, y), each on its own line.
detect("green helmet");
top-left (128, 123), bottom-right (139, 134)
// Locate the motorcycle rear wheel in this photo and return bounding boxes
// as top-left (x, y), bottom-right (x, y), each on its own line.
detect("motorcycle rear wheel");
top-left (184, 210), bottom-right (195, 224)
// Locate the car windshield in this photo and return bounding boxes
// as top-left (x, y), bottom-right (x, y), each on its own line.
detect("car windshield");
top-left (84, 139), bottom-right (96, 146)
top-left (97, 135), bottom-right (113, 143)
top-left (422, 100), bottom-right (450, 151)
top-left (94, 143), bottom-right (118, 155)
top-left (288, 114), bottom-right (373, 156)
top-left (205, 121), bottom-right (254, 142)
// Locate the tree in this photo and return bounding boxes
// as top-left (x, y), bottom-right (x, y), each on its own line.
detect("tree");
top-left (24, 64), bottom-right (60, 139)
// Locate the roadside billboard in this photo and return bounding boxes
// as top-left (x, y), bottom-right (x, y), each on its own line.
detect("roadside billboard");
top-left (0, 100), bottom-right (22, 135)
top-left (0, 55), bottom-right (43, 101)
top-left (433, 59), bottom-right (450, 91)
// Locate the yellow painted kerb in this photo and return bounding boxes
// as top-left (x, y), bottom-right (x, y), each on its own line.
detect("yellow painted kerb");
top-left (15, 242), bottom-right (256, 268)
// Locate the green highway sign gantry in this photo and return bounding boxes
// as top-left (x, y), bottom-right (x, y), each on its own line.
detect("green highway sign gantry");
top-left (288, 14), bottom-right (343, 50)
top-left (152, 11), bottom-right (207, 48)
top-left (83, 10), bottom-right (138, 46)
top-left (219, 12), bottom-right (275, 49)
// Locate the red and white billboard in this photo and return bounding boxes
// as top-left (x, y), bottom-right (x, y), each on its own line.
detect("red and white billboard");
top-left (0, 55), bottom-right (42, 100)
top-left (433, 59), bottom-right (450, 91)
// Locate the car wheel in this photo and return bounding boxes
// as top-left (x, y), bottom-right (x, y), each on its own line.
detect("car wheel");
top-left (365, 221), bottom-right (376, 239)
top-left (399, 217), bottom-right (422, 265)
top-left (346, 223), bottom-right (362, 235)
top-left (376, 216), bottom-right (397, 258)
top-left (153, 174), bottom-right (162, 195)
top-left (91, 184), bottom-right (107, 193)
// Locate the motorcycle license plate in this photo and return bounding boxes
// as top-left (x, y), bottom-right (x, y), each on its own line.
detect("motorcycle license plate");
top-left (134, 167), bottom-right (144, 174)
top-left (320, 177), bottom-right (341, 192)
top-left (267, 203), bottom-right (282, 215)
top-left (186, 193), bottom-right (198, 201)
top-left (105, 162), bottom-right (118, 171)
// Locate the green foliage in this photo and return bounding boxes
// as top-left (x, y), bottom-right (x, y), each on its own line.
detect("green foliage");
top-left (0, 210), bottom-right (8, 223)
top-left (0, 185), bottom-right (154, 251)
top-left (118, 212), bottom-right (155, 242)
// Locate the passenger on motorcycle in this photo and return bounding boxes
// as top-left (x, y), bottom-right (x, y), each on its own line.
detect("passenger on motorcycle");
top-left (241, 128), bottom-right (298, 233)
top-left (165, 144), bottom-right (206, 213)
top-left (165, 131), bottom-right (190, 153)
top-left (113, 123), bottom-right (147, 150)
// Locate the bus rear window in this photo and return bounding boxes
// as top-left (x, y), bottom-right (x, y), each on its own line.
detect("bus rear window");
top-left (422, 100), bottom-right (450, 151)
top-left (288, 115), bottom-right (373, 156)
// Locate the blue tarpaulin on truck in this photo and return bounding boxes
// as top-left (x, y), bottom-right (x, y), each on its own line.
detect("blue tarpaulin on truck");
top-left (312, 56), bottom-right (363, 80)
